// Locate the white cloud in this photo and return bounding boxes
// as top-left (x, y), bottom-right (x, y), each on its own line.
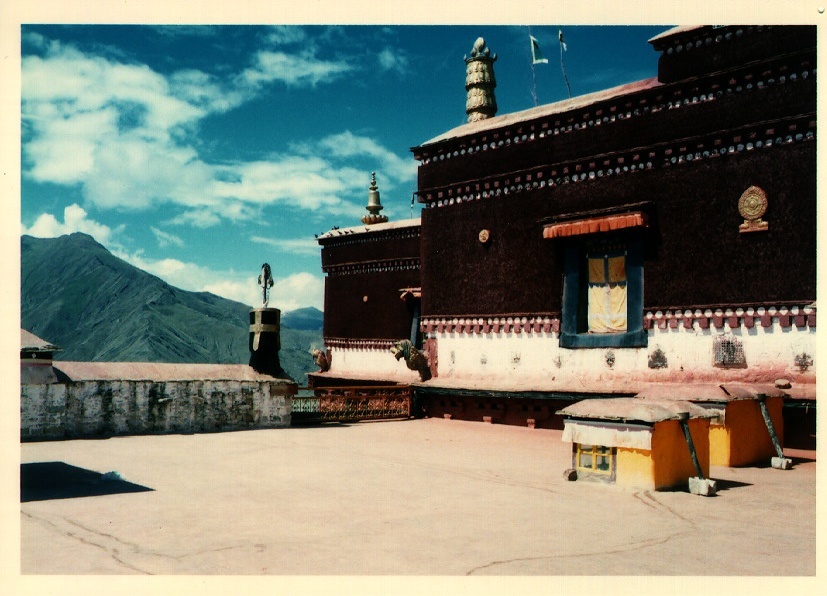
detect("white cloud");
top-left (317, 131), bottom-right (418, 183)
top-left (166, 209), bottom-right (222, 228)
top-left (21, 36), bottom-right (413, 228)
top-left (240, 51), bottom-right (353, 88)
top-left (212, 157), bottom-right (364, 215)
top-left (169, 69), bottom-right (245, 114)
top-left (150, 226), bottom-right (185, 248)
top-left (22, 204), bottom-right (124, 246)
top-left (377, 48), bottom-right (409, 73)
top-left (83, 136), bottom-right (216, 210)
top-left (250, 236), bottom-right (320, 257)
top-left (265, 26), bottom-right (308, 46)
top-left (24, 107), bottom-right (118, 184)
top-left (272, 272), bottom-right (324, 312)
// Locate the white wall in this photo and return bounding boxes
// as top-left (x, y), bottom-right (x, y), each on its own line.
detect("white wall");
top-left (429, 314), bottom-right (815, 390)
top-left (328, 346), bottom-right (421, 383)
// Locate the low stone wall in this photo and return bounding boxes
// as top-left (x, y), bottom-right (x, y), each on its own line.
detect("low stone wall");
top-left (21, 380), bottom-right (292, 441)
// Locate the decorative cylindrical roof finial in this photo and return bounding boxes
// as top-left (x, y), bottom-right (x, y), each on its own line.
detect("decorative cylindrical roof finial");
top-left (465, 37), bottom-right (498, 123)
top-left (362, 171), bottom-right (389, 225)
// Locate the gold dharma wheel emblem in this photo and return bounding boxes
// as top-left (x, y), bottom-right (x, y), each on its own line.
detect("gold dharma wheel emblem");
top-left (738, 186), bottom-right (768, 232)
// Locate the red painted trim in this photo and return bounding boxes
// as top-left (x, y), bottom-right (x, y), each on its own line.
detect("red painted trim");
top-left (543, 212), bottom-right (647, 239)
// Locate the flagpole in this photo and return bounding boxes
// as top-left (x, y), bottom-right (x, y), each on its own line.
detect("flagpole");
top-left (559, 29), bottom-right (572, 99)
top-left (528, 26), bottom-right (538, 107)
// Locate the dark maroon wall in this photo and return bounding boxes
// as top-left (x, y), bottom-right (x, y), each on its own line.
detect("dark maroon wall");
top-left (323, 269), bottom-right (420, 340)
top-left (420, 195), bottom-right (559, 317)
top-left (320, 226), bottom-right (422, 340)
top-left (652, 26), bottom-right (816, 84)
top-left (420, 140), bottom-right (816, 317)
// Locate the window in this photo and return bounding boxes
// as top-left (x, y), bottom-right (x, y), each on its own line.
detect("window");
top-left (542, 205), bottom-right (650, 349)
top-left (575, 443), bottom-right (615, 477)
top-left (560, 234), bottom-right (647, 348)
top-left (587, 249), bottom-right (628, 333)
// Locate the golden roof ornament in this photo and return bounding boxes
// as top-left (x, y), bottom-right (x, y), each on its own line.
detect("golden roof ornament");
top-left (362, 172), bottom-right (388, 225)
top-left (465, 37), bottom-right (498, 123)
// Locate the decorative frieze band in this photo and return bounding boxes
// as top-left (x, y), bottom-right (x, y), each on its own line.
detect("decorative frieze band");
top-left (420, 304), bottom-right (816, 336)
top-left (421, 315), bottom-right (561, 335)
top-left (318, 226), bottom-right (420, 247)
top-left (323, 257), bottom-right (420, 276)
top-left (420, 114), bottom-right (815, 208)
top-left (325, 337), bottom-right (399, 350)
top-left (643, 305), bottom-right (816, 330)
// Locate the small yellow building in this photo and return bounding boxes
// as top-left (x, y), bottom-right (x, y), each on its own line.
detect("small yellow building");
top-left (635, 384), bottom-right (786, 468)
top-left (559, 398), bottom-right (713, 492)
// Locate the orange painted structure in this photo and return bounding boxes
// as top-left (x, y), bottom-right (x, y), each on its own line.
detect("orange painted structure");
top-left (636, 383), bottom-right (785, 467)
top-left (560, 398), bottom-right (712, 491)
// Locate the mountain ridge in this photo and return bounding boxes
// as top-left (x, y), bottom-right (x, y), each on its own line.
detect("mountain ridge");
top-left (21, 233), bottom-right (323, 383)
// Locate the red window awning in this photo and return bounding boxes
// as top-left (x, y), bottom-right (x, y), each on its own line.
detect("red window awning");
top-left (543, 211), bottom-right (648, 239)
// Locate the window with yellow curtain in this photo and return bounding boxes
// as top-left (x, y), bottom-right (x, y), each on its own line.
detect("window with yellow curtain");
top-left (587, 250), bottom-right (627, 333)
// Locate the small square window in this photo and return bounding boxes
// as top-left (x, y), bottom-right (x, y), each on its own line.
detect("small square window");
top-left (575, 443), bottom-right (615, 477)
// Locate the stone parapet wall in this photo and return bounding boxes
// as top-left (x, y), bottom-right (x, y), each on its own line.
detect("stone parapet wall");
top-left (21, 379), bottom-right (292, 441)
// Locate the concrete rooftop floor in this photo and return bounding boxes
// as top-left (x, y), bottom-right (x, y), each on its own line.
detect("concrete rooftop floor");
top-left (12, 417), bottom-right (820, 589)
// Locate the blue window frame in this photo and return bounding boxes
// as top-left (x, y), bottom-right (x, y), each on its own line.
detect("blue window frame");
top-left (560, 235), bottom-right (647, 349)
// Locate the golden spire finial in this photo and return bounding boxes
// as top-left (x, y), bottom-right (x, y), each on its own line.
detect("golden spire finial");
top-left (362, 171), bottom-right (388, 225)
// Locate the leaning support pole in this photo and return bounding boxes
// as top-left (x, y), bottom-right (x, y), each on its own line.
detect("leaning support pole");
top-left (758, 397), bottom-right (793, 469)
top-left (679, 417), bottom-right (704, 479)
top-left (679, 414), bottom-right (717, 496)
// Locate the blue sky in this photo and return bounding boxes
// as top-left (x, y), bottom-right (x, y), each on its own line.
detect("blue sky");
top-left (20, 24), bottom-right (669, 311)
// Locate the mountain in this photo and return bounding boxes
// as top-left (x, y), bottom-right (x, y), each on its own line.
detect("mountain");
top-left (280, 306), bottom-right (323, 331)
top-left (21, 233), bottom-right (323, 383)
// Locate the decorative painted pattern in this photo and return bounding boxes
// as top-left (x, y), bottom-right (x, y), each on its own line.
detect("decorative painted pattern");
top-left (420, 304), bottom-right (816, 336)
top-left (318, 226), bottom-right (420, 247)
top-left (322, 257), bottom-right (420, 276)
top-left (421, 315), bottom-right (561, 335)
top-left (419, 114), bottom-right (816, 208)
top-left (325, 337), bottom-right (400, 350)
top-left (643, 305), bottom-right (816, 330)
top-left (656, 26), bottom-right (764, 56)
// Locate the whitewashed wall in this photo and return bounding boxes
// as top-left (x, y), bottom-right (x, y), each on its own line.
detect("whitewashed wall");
top-left (327, 346), bottom-right (421, 383)
top-left (429, 316), bottom-right (815, 389)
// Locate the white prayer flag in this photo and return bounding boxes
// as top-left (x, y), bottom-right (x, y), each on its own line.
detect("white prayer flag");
top-left (530, 35), bottom-right (548, 65)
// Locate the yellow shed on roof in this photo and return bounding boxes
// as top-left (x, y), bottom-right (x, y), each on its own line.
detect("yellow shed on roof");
top-left (559, 398), bottom-right (714, 492)
top-left (635, 383), bottom-right (787, 468)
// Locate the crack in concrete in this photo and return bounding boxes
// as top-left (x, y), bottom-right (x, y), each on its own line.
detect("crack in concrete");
top-left (177, 544), bottom-right (251, 559)
top-left (635, 491), bottom-right (696, 527)
top-left (22, 511), bottom-right (152, 575)
top-left (465, 531), bottom-right (683, 575)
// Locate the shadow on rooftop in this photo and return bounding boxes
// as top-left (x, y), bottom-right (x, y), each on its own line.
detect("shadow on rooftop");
top-left (20, 462), bottom-right (154, 503)
top-left (711, 478), bottom-right (753, 492)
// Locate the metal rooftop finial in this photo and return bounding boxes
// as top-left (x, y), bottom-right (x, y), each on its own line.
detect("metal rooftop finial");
top-left (258, 263), bottom-right (274, 307)
top-left (465, 37), bottom-right (498, 123)
top-left (362, 171), bottom-right (389, 225)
